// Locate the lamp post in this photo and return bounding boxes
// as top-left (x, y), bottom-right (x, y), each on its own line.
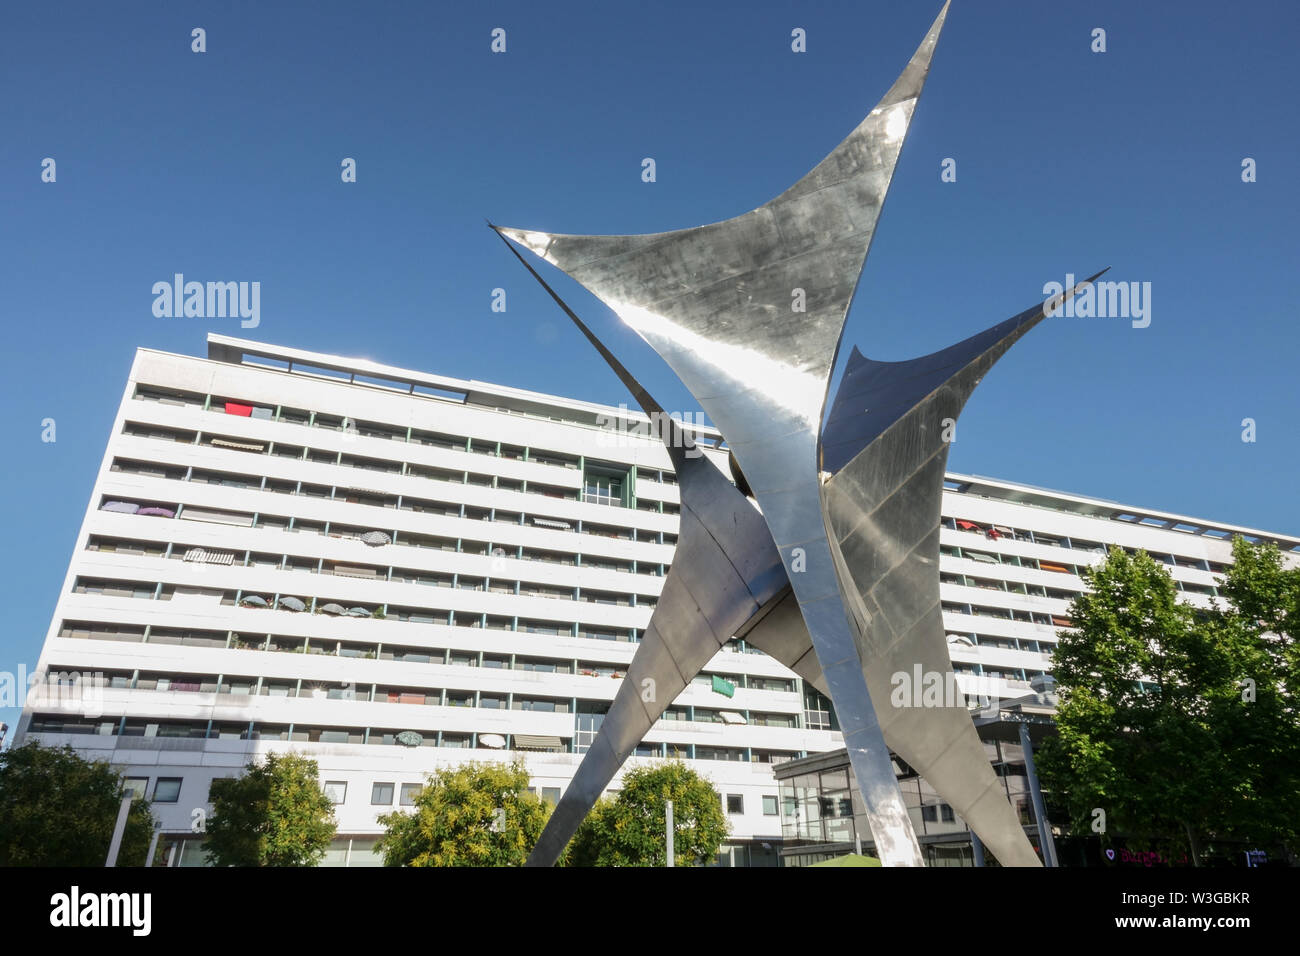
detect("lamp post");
top-left (665, 800), bottom-right (674, 867)
top-left (104, 795), bottom-right (134, 867)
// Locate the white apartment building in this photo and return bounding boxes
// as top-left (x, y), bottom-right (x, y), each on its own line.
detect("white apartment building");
top-left (15, 334), bottom-right (1300, 866)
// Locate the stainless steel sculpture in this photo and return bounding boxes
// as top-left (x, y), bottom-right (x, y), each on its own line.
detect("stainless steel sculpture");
top-left (494, 0), bottom-right (1105, 867)
top-left (500, 0), bottom-right (952, 868)
top-left (502, 225), bottom-right (1101, 866)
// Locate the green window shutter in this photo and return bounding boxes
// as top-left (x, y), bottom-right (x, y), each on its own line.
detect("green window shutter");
top-left (711, 675), bottom-right (735, 698)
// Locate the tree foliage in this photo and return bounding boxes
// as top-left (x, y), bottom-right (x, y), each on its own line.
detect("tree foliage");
top-left (205, 752), bottom-right (336, 866)
top-left (568, 762), bottom-right (729, 866)
top-left (0, 742), bottom-right (156, 866)
top-left (376, 760), bottom-right (550, 866)
top-left (1038, 540), bottom-right (1300, 861)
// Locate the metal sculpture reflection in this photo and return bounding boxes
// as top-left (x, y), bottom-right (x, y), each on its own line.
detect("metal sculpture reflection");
top-left (499, 0), bottom-right (953, 869)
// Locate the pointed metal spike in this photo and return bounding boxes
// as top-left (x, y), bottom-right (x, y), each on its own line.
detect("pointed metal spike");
top-left (499, 3), bottom-right (956, 867)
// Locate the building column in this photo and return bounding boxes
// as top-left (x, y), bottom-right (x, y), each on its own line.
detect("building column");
top-left (1019, 721), bottom-right (1058, 867)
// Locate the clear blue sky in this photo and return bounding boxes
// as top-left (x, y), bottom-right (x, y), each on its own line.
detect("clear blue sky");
top-left (2, 0), bottom-right (1298, 734)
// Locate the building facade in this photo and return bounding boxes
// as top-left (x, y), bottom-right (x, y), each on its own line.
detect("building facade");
top-left (14, 335), bottom-right (1300, 866)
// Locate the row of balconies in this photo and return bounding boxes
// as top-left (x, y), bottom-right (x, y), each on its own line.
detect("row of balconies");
top-left (109, 433), bottom-right (682, 547)
top-left (134, 381), bottom-right (687, 489)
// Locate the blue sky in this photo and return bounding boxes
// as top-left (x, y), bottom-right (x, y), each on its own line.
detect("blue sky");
top-left (2, 0), bottom-right (1298, 734)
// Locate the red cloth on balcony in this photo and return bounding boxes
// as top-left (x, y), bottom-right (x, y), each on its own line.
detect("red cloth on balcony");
top-left (225, 402), bottom-right (253, 416)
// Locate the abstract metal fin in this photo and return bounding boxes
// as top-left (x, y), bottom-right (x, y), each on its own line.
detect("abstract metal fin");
top-left (497, 0), bottom-right (954, 869)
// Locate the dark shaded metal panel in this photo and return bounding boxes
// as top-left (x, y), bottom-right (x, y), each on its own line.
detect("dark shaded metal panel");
top-left (740, 589), bottom-right (828, 695)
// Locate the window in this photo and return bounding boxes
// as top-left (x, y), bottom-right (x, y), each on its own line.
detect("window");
top-left (575, 704), bottom-right (608, 754)
top-left (513, 698), bottom-right (569, 714)
top-left (153, 778), bottom-right (182, 803)
top-left (762, 795), bottom-right (779, 816)
top-left (123, 777), bottom-right (148, 800)
top-left (541, 787), bottom-right (561, 805)
top-left (582, 462), bottom-right (628, 506)
top-left (804, 688), bottom-right (835, 731)
top-left (918, 801), bottom-right (953, 825)
top-left (371, 782), bottom-right (395, 805)
top-left (399, 783), bottom-right (422, 807)
top-left (324, 781), bottom-right (347, 805)
top-left (726, 793), bottom-right (744, 815)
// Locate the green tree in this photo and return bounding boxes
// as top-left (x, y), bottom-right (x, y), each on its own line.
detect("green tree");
top-left (1038, 541), bottom-right (1300, 863)
top-left (0, 742), bottom-right (156, 866)
top-left (1206, 538), bottom-right (1300, 852)
top-left (376, 760), bottom-right (550, 866)
top-left (568, 762), bottom-right (729, 866)
top-left (205, 752), bottom-right (336, 866)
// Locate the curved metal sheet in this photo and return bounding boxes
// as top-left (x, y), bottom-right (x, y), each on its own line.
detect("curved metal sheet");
top-left (500, 1), bottom-right (953, 869)
top-left (495, 226), bottom-right (791, 867)
top-left (820, 273), bottom-right (1106, 867)
top-left (502, 232), bottom-right (1097, 865)
top-left (821, 270), bottom-right (1108, 473)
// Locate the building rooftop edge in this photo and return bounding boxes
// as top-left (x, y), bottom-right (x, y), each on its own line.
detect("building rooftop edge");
top-left (159, 335), bottom-right (1296, 549)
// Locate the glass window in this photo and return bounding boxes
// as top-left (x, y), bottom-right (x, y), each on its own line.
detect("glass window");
top-left (371, 782), bottom-right (395, 805)
top-left (399, 783), bottom-right (422, 807)
top-left (153, 778), bottom-right (182, 803)
top-left (541, 787), bottom-right (561, 805)
top-left (726, 793), bottom-right (744, 814)
top-left (123, 777), bottom-right (148, 800)
top-left (762, 795), bottom-right (778, 816)
top-left (323, 781), bottom-right (347, 805)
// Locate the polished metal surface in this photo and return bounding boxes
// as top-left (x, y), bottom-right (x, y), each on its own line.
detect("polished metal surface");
top-left (501, 217), bottom-right (1100, 865)
top-left (500, 1), bottom-right (952, 868)
top-left (819, 272), bottom-right (1105, 868)
top-left (495, 228), bottom-right (791, 868)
